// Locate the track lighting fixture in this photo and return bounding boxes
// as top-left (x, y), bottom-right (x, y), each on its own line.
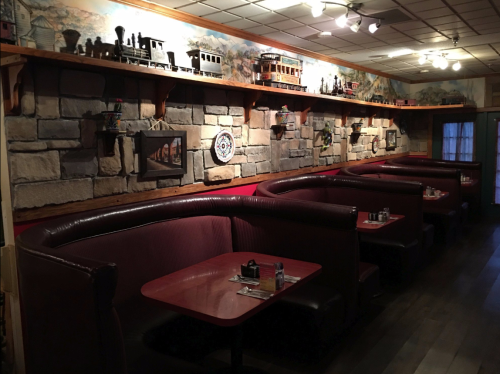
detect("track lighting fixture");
top-left (418, 55), bottom-right (427, 65)
top-left (432, 57), bottom-right (441, 68)
top-left (452, 61), bottom-right (461, 71)
top-left (350, 19), bottom-right (361, 33)
top-left (439, 58), bottom-right (448, 70)
top-left (309, 2), bottom-right (382, 33)
top-left (418, 53), bottom-right (460, 71)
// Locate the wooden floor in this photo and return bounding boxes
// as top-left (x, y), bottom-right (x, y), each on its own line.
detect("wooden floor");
top-left (207, 217), bottom-right (500, 374)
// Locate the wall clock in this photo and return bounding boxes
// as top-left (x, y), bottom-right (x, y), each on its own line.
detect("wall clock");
top-left (214, 130), bottom-right (235, 162)
top-left (372, 135), bottom-right (380, 154)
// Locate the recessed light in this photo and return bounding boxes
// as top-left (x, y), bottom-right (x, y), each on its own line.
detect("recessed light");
top-left (420, 70), bottom-right (429, 73)
top-left (318, 31), bottom-right (332, 38)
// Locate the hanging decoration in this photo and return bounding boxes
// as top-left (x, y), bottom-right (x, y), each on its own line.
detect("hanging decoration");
top-left (321, 122), bottom-right (334, 152)
top-left (214, 130), bottom-right (235, 162)
top-left (372, 135), bottom-right (380, 153)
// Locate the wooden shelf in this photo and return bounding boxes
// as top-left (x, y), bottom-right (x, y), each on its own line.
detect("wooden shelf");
top-left (0, 44), bottom-right (473, 114)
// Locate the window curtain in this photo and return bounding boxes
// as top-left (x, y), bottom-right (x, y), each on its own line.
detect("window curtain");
top-left (442, 122), bottom-right (474, 161)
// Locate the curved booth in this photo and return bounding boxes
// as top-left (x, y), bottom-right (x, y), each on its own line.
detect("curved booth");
top-left (257, 175), bottom-right (428, 283)
top-left (387, 156), bottom-right (482, 220)
top-left (16, 195), bottom-right (362, 374)
top-left (340, 164), bottom-right (462, 244)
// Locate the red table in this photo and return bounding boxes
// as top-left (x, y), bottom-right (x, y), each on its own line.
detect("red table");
top-left (142, 252), bottom-right (321, 373)
top-left (423, 191), bottom-right (449, 201)
top-left (357, 212), bottom-right (405, 233)
top-left (461, 179), bottom-right (478, 187)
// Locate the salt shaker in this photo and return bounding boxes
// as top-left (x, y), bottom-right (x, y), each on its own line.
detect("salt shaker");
top-left (384, 207), bottom-right (390, 219)
top-left (426, 186), bottom-right (432, 196)
top-left (378, 211), bottom-right (385, 222)
top-left (431, 187), bottom-right (436, 196)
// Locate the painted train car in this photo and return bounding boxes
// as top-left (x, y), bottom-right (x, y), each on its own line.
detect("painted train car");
top-left (186, 49), bottom-right (223, 78)
top-left (257, 53), bottom-right (307, 91)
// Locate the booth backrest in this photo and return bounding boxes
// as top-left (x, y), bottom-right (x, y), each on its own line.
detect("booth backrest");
top-left (16, 195), bottom-right (359, 374)
top-left (339, 164), bottom-right (462, 213)
top-left (257, 175), bottom-right (423, 246)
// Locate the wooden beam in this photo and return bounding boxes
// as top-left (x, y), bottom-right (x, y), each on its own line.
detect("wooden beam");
top-left (1, 61), bottom-right (25, 116)
top-left (244, 91), bottom-right (262, 124)
top-left (300, 97), bottom-right (319, 125)
top-left (13, 152), bottom-right (411, 223)
top-left (155, 78), bottom-right (177, 119)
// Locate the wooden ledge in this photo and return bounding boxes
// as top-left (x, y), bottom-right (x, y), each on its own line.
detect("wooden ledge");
top-left (13, 152), bottom-right (409, 223)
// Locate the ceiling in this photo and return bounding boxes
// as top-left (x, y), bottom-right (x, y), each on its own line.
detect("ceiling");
top-left (152, 0), bottom-right (500, 82)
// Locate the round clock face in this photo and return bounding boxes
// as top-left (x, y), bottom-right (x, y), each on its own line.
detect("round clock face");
top-left (214, 130), bottom-right (235, 162)
top-left (372, 135), bottom-right (380, 154)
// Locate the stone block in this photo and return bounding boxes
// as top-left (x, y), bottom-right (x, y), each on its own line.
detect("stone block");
top-left (235, 138), bottom-right (242, 148)
top-left (249, 110), bottom-right (265, 129)
top-left (98, 138), bottom-right (122, 176)
top-left (280, 141), bottom-right (290, 158)
top-left (10, 151), bottom-right (60, 183)
top-left (401, 134), bottom-right (409, 146)
top-left (348, 153), bottom-right (357, 161)
top-left (134, 154), bottom-right (140, 174)
top-left (242, 125), bottom-right (249, 146)
top-left (128, 175), bottom-right (156, 192)
top-left (205, 165), bottom-right (235, 181)
top-left (120, 137), bottom-right (134, 175)
top-left (299, 139), bottom-right (308, 149)
top-left (280, 158), bottom-right (300, 171)
top-left (169, 124), bottom-right (202, 150)
top-left (334, 135), bottom-right (341, 142)
top-left (204, 88), bottom-right (227, 106)
top-left (340, 139), bottom-right (347, 162)
top-left (8, 142), bottom-right (47, 152)
top-left (13, 179), bottom-right (93, 209)
top-left (108, 99), bottom-right (139, 120)
top-left (204, 149), bottom-right (224, 168)
top-left (241, 163), bottom-right (256, 177)
top-left (157, 177), bottom-right (181, 188)
top-left (93, 176), bottom-right (127, 197)
top-left (318, 158), bottom-right (326, 166)
top-left (46, 140), bottom-right (81, 149)
top-left (362, 136), bottom-right (371, 145)
top-left (79, 119), bottom-right (97, 149)
top-left (245, 146), bottom-right (271, 163)
top-left (289, 139), bottom-right (300, 149)
top-left (166, 107), bottom-right (192, 125)
top-left (308, 114), bottom-right (325, 131)
top-left (60, 98), bottom-right (106, 118)
top-left (325, 156), bottom-right (333, 165)
top-left (21, 68), bottom-right (35, 116)
top-left (229, 107), bottom-right (244, 116)
top-left (380, 140), bottom-right (387, 149)
top-left (201, 125), bottom-right (221, 139)
top-left (382, 118), bottom-right (390, 128)
top-left (35, 65), bottom-right (59, 118)
top-left (218, 115), bottom-right (233, 126)
top-left (300, 157), bottom-right (313, 168)
top-left (193, 104), bottom-right (204, 125)
top-left (233, 117), bottom-right (244, 127)
top-left (357, 152), bottom-right (364, 160)
top-left (228, 155), bottom-right (247, 164)
top-left (201, 139), bottom-right (214, 149)
top-left (5, 117), bottom-right (37, 141)
top-left (60, 70), bottom-right (105, 98)
top-left (193, 151), bottom-right (203, 181)
top-left (205, 105), bottom-right (228, 115)
top-left (352, 145), bottom-right (364, 152)
top-left (306, 139), bottom-right (313, 148)
top-left (60, 150), bottom-right (98, 179)
top-left (419, 142), bottom-right (428, 152)
top-left (122, 120), bottom-right (150, 133)
top-left (290, 149), bottom-right (306, 158)
top-left (139, 80), bottom-right (155, 119)
top-left (300, 126), bottom-right (314, 139)
top-left (233, 127), bottom-right (242, 137)
top-left (39, 120), bottom-right (80, 139)
top-left (271, 140), bottom-right (280, 172)
top-left (181, 152), bottom-right (194, 186)
top-left (313, 148), bottom-right (320, 166)
top-left (205, 114), bottom-right (218, 125)
top-left (320, 146), bottom-right (333, 156)
top-left (249, 129), bottom-right (270, 146)
top-left (256, 161), bottom-right (271, 174)
top-left (235, 165), bottom-right (241, 178)
top-left (332, 143), bottom-right (341, 155)
top-left (410, 140), bottom-right (419, 152)
top-left (284, 130), bottom-right (295, 139)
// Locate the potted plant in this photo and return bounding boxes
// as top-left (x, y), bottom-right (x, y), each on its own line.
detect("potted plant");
top-left (276, 105), bottom-right (290, 126)
top-left (101, 99), bottom-right (123, 131)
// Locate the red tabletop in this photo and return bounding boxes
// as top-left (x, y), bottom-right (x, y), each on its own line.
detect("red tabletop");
top-left (141, 252), bottom-right (322, 327)
top-left (423, 191), bottom-right (449, 201)
top-left (357, 211), bottom-right (405, 232)
top-left (461, 179), bottom-right (478, 187)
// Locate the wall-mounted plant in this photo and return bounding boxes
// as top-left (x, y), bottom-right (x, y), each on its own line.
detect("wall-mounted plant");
top-left (273, 105), bottom-right (290, 140)
top-left (321, 122), bottom-right (333, 152)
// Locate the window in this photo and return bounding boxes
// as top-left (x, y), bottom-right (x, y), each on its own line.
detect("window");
top-left (442, 122), bottom-right (474, 161)
top-left (496, 121), bottom-right (500, 204)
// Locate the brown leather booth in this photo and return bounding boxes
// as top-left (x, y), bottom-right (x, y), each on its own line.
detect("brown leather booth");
top-left (16, 195), bottom-right (361, 374)
top-left (387, 156), bottom-right (482, 220)
top-left (340, 164), bottom-right (462, 244)
top-left (257, 175), bottom-right (428, 283)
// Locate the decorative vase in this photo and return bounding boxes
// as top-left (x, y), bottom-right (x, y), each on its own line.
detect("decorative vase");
top-left (276, 111), bottom-right (290, 126)
top-left (102, 111), bottom-right (122, 131)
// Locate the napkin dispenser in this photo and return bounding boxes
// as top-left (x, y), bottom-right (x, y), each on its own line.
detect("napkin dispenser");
top-left (241, 259), bottom-right (260, 278)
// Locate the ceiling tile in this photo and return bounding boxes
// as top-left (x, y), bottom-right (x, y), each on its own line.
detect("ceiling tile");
top-left (468, 16), bottom-right (500, 26)
top-left (404, 27), bottom-right (436, 36)
top-left (153, 0), bottom-right (194, 8)
top-left (176, 2), bottom-right (218, 16)
top-left (275, 4), bottom-right (312, 18)
top-left (256, 0), bottom-right (302, 11)
top-left (416, 7), bottom-right (454, 20)
top-left (201, 0), bottom-right (247, 10)
top-left (412, 32), bottom-right (444, 40)
top-left (452, 0), bottom-right (491, 12)
top-left (337, 45), bottom-right (366, 52)
top-left (267, 19), bottom-right (303, 30)
top-left (309, 20), bottom-right (338, 32)
top-left (227, 3), bottom-right (269, 17)
top-left (203, 12), bottom-right (241, 23)
top-left (405, 0), bottom-right (446, 12)
top-left (427, 15), bottom-right (461, 26)
top-left (248, 12), bottom-right (288, 23)
top-left (392, 21), bottom-right (428, 31)
top-left (294, 13), bottom-right (333, 25)
top-left (224, 19), bottom-right (261, 29)
top-left (286, 26), bottom-right (320, 37)
top-left (245, 25), bottom-right (277, 35)
top-left (461, 8), bottom-right (495, 20)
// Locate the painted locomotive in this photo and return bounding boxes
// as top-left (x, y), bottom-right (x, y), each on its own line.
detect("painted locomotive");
top-left (320, 75), bottom-right (358, 99)
top-left (394, 99), bottom-right (417, 106)
top-left (0, 20), bottom-right (16, 45)
top-left (441, 94), bottom-right (466, 105)
top-left (186, 49), bottom-right (223, 78)
top-left (257, 53), bottom-right (307, 92)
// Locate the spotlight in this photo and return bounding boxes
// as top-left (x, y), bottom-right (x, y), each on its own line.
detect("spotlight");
top-left (311, 2), bottom-right (324, 17)
top-left (350, 19), bottom-right (361, 33)
top-left (369, 22), bottom-right (380, 33)
top-left (336, 11), bottom-right (348, 28)
top-left (440, 58), bottom-right (448, 69)
top-left (432, 57), bottom-right (441, 68)
top-left (452, 61), bottom-right (461, 71)
top-left (418, 55), bottom-right (427, 65)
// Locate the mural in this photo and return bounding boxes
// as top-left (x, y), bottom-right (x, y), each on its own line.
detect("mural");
top-left (0, 0), bottom-right (411, 100)
top-left (410, 78), bottom-right (485, 107)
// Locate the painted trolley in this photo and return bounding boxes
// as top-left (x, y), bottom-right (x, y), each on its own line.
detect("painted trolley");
top-left (257, 53), bottom-right (307, 91)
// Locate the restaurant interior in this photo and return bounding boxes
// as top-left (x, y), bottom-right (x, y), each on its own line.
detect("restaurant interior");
top-left (1, 0), bottom-right (500, 373)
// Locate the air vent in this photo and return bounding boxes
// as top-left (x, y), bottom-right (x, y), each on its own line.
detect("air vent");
top-left (368, 9), bottom-right (412, 25)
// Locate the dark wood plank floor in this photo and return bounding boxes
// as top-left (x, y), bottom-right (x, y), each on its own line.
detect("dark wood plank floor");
top-left (207, 217), bottom-right (500, 374)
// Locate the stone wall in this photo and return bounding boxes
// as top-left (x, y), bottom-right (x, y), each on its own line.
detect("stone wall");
top-left (5, 65), bottom-right (409, 210)
top-left (405, 111), bottom-right (429, 153)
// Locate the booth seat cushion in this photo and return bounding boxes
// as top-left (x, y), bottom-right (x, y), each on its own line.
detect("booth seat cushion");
top-left (461, 202), bottom-right (469, 224)
top-left (358, 262), bottom-right (380, 307)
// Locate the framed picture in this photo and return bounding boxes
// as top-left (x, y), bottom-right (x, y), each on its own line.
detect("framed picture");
top-left (386, 130), bottom-right (397, 151)
top-left (140, 130), bottom-right (187, 178)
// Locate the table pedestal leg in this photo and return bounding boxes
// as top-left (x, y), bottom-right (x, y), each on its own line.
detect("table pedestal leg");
top-left (230, 325), bottom-right (243, 374)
